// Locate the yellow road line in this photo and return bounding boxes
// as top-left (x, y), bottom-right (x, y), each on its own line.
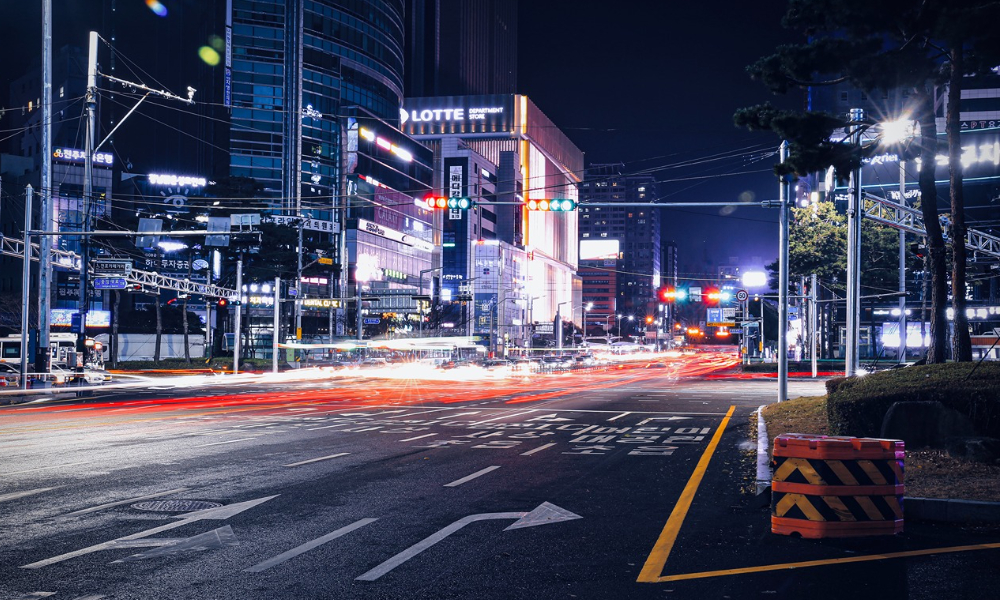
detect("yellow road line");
top-left (655, 542), bottom-right (1000, 582)
top-left (637, 404), bottom-right (735, 583)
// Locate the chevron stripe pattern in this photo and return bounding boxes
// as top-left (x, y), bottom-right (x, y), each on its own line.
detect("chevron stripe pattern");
top-left (772, 456), bottom-right (904, 487)
top-left (772, 491), bottom-right (904, 523)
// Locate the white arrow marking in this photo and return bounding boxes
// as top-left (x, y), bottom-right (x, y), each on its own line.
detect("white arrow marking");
top-left (355, 503), bottom-right (581, 581)
top-left (527, 414), bottom-right (573, 422)
top-left (113, 526), bottom-right (238, 562)
top-left (245, 518), bottom-right (378, 572)
top-left (21, 495), bottom-right (278, 569)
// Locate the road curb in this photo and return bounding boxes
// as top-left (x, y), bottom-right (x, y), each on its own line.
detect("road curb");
top-left (904, 497), bottom-right (1000, 523)
top-left (753, 404), bottom-right (1000, 524)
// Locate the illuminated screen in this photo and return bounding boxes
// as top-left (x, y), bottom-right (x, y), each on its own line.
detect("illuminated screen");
top-left (580, 239), bottom-right (620, 261)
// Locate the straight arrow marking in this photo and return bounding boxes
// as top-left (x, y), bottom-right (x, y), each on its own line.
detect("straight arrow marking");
top-left (355, 503), bottom-right (581, 581)
top-left (21, 495), bottom-right (278, 569)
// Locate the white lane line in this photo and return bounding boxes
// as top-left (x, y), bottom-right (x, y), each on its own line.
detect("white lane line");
top-left (398, 408), bottom-right (449, 418)
top-left (283, 452), bottom-right (350, 467)
top-left (6, 461), bottom-right (88, 476)
top-left (444, 466), bottom-right (501, 488)
top-left (61, 487), bottom-right (191, 517)
top-left (469, 409), bottom-right (536, 426)
top-left (399, 433), bottom-right (436, 442)
top-left (305, 424), bottom-right (347, 431)
top-left (0, 487), bottom-right (62, 503)
top-left (520, 443), bottom-right (556, 456)
top-left (607, 412), bottom-right (631, 421)
top-left (245, 518), bottom-right (378, 572)
top-left (194, 437), bottom-right (258, 448)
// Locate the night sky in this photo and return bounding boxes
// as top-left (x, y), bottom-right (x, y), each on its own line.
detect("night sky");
top-left (1, 0), bottom-right (802, 280)
top-left (518, 0), bottom-right (800, 278)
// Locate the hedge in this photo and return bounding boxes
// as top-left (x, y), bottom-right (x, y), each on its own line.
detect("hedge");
top-left (826, 363), bottom-right (1000, 438)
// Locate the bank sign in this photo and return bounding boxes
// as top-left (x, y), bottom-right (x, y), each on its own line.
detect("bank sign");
top-left (401, 95), bottom-right (515, 136)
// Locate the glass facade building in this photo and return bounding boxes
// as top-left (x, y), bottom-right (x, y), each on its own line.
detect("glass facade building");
top-left (228, 0), bottom-right (405, 210)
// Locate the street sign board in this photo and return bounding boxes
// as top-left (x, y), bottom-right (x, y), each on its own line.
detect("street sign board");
top-left (318, 257), bottom-right (334, 265)
top-left (92, 259), bottom-right (132, 275)
top-left (706, 308), bottom-right (736, 327)
top-left (93, 277), bottom-right (128, 290)
top-left (363, 318), bottom-right (381, 325)
top-left (735, 289), bottom-right (749, 302)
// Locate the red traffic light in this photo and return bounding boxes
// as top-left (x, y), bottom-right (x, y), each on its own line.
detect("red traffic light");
top-left (217, 298), bottom-right (228, 307)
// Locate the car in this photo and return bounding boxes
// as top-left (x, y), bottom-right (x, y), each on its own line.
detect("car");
top-left (0, 362), bottom-right (19, 386)
top-left (358, 358), bottom-right (389, 368)
top-left (51, 362), bottom-right (107, 385)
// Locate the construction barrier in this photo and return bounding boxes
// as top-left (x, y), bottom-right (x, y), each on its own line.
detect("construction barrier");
top-left (771, 433), bottom-right (904, 538)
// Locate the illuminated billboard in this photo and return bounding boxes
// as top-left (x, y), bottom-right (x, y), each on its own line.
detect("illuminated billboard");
top-left (401, 95), bottom-right (516, 136)
top-left (580, 239), bottom-right (620, 261)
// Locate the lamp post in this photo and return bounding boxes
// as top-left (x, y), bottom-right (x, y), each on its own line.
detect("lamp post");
top-left (880, 118), bottom-right (915, 361)
top-left (617, 313), bottom-right (625, 340)
top-left (581, 302), bottom-right (593, 347)
top-left (556, 301), bottom-right (570, 351)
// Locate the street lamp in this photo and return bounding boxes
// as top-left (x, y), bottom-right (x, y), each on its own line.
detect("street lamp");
top-left (556, 301), bottom-right (571, 351)
top-left (581, 302), bottom-right (593, 347)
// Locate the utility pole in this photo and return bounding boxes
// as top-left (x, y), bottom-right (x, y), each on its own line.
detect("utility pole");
top-left (356, 271), bottom-right (364, 342)
top-left (898, 159), bottom-right (907, 360)
top-left (272, 276), bottom-right (281, 373)
top-left (294, 219), bottom-right (303, 365)
top-left (19, 185), bottom-right (33, 390)
top-left (234, 257), bottom-right (243, 374)
top-left (845, 108), bottom-right (865, 377)
top-left (811, 273), bottom-right (818, 378)
top-left (777, 141), bottom-right (790, 402)
top-left (38, 0), bottom-right (53, 375)
top-left (77, 32), bottom-right (99, 366)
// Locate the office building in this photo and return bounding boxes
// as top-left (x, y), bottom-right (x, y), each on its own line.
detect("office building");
top-left (578, 164), bottom-right (661, 341)
top-left (402, 94), bottom-right (584, 342)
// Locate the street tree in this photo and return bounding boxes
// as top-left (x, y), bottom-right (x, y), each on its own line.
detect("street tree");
top-left (734, 0), bottom-right (1000, 362)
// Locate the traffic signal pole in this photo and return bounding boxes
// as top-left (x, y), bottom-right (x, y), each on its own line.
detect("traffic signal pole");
top-left (777, 141), bottom-right (790, 402)
top-left (234, 257), bottom-right (243, 374)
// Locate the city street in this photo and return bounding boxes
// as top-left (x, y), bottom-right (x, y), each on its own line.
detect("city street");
top-left (1, 351), bottom-right (997, 599)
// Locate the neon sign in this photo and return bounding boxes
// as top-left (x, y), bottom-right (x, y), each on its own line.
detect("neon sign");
top-left (149, 173), bottom-right (207, 187)
top-left (53, 147), bottom-right (113, 166)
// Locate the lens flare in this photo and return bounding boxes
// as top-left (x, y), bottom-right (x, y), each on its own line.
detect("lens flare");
top-left (199, 46), bottom-right (222, 66)
top-left (145, 0), bottom-right (168, 17)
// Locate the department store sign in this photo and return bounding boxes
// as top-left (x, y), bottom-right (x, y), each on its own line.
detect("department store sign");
top-left (357, 218), bottom-right (433, 252)
top-left (401, 95), bottom-right (515, 136)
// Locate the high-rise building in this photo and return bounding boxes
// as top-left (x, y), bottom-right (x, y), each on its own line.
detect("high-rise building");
top-left (402, 94), bottom-right (583, 339)
top-left (404, 0), bottom-right (518, 97)
top-left (227, 1), bottom-right (434, 341)
top-left (578, 164), bottom-right (661, 341)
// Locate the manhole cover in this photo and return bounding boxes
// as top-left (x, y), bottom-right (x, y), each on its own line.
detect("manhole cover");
top-left (131, 500), bottom-right (223, 512)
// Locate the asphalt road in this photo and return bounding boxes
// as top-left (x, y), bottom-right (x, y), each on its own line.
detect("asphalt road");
top-left (1, 351), bottom-right (997, 599)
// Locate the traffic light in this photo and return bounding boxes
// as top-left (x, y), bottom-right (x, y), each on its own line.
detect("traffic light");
top-left (910, 242), bottom-right (926, 259)
top-left (704, 288), bottom-right (732, 304)
top-left (658, 287), bottom-right (687, 302)
top-left (524, 198), bottom-right (577, 211)
top-left (126, 283), bottom-right (144, 293)
top-left (217, 298), bottom-right (228, 307)
top-left (418, 196), bottom-right (474, 210)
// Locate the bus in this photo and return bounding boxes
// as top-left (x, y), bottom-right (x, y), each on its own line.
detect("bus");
top-left (0, 333), bottom-right (104, 368)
